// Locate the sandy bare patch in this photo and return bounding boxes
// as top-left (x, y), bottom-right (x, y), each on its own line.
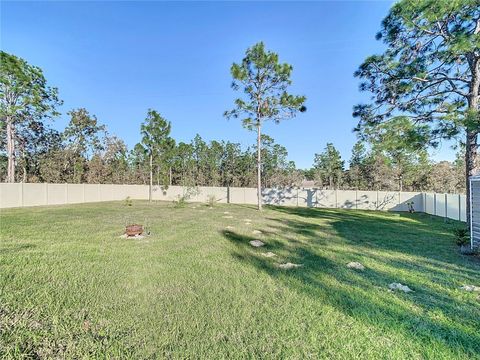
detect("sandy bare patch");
top-left (223, 211), bottom-right (230, 214)
top-left (119, 234), bottom-right (146, 239)
top-left (261, 252), bottom-right (276, 258)
top-left (225, 225), bottom-right (234, 230)
top-left (249, 240), bottom-right (265, 247)
top-left (278, 262), bottom-right (302, 269)
top-left (244, 219), bottom-right (252, 222)
top-left (252, 230), bottom-right (262, 235)
top-left (222, 215), bottom-right (233, 219)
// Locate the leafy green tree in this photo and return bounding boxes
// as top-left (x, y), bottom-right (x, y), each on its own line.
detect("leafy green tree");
top-left (63, 108), bottom-right (106, 183)
top-left (363, 118), bottom-right (431, 191)
top-left (347, 141), bottom-right (368, 190)
top-left (140, 110), bottom-right (173, 201)
top-left (314, 143), bottom-right (345, 189)
top-left (0, 51), bottom-right (61, 182)
top-left (225, 42), bottom-right (306, 210)
top-left (354, 0), bottom-right (479, 224)
top-left (15, 120), bottom-right (61, 182)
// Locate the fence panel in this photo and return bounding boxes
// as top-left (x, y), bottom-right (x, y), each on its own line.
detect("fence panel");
top-left (22, 183), bottom-right (47, 207)
top-left (0, 183), bottom-right (22, 208)
top-left (67, 184), bottom-right (84, 204)
top-left (0, 183), bottom-right (467, 222)
top-left (47, 183), bottom-right (67, 205)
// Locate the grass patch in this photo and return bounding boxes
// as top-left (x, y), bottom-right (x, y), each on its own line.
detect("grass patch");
top-left (1, 201), bottom-right (479, 358)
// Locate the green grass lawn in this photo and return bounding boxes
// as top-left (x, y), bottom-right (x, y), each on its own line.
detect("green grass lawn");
top-left (1, 201), bottom-right (479, 359)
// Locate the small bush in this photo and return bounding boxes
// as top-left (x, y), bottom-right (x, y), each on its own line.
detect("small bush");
top-left (207, 195), bottom-right (216, 207)
top-left (453, 228), bottom-right (469, 246)
top-left (173, 195), bottom-right (188, 208)
top-left (406, 201), bottom-right (415, 213)
top-left (124, 196), bottom-right (133, 206)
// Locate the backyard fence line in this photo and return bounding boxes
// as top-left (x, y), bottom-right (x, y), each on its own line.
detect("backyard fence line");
top-left (0, 183), bottom-right (467, 222)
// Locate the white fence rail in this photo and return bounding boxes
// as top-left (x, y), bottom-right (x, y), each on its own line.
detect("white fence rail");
top-left (0, 183), bottom-right (466, 222)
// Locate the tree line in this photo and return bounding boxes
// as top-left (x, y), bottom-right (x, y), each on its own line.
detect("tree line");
top-left (1, 0), bottom-right (478, 209)
top-left (0, 88), bottom-right (470, 194)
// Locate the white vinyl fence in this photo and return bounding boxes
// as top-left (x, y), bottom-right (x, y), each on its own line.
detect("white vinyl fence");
top-left (0, 183), bottom-right (467, 222)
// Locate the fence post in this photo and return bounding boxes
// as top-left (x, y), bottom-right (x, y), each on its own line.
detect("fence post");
top-left (83, 183), bottom-right (86, 203)
top-left (433, 193), bottom-right (437, 216)
top-left (444, 193), bottom-right (448, 222)
top-left (355, 190), bottom-right (358, 209)
top-left (45, 183), bottom-right (48, 205)
top-left (296, 187), bottom-right (299, 207)
top-left (458, 194), bottom-right (461, 221)
top-left (335, 189), bottom-right (338, 208)
top-left (21, 182), bottom-right (24, 207)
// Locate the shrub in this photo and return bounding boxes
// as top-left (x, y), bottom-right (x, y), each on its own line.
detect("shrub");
top-left (173, 195), bottom-right (188, 208)
top-left (124, 196), bottom-right (133, 206)
top-left (207, 194), bottom-right (216, 207)
top-left (453, 228), bottom-right (469, 246)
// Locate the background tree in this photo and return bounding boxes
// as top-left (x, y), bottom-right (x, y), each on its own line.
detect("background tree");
top-left (347, 141), bottom-right (368, 190)
top-left (0, 51), bottom-right (61, 182)
top-left (63, 108), bottom-right (106, 183)
top-left (354, 0), bottom-right (479, 224)
top-left (140, 110), bottom-right (173, 201)
top-left (313, 143), bottom-right (345, 189)
top-left (225, 42), bottom-right (306, 210)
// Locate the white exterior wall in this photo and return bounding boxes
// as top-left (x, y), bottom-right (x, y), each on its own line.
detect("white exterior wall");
top-left (471, 177), bottom-right (480, 249)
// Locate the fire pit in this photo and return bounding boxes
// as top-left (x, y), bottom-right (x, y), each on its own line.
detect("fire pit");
top-left (125, 224), bottom-right (143, 237)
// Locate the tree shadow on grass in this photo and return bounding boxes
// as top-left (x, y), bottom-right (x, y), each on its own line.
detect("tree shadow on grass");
top-left (220, 208), bottom-right (480, 358)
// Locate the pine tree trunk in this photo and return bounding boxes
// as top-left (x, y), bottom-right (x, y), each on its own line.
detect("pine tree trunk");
top-left (149, 153), bottom-right (153, 202)
top-left (466, 56), bottom-right (479, 229)
top-left (465, 130), bottom-right (478, 228)
top-left (257, 123), bottom-right (262, 211)
top-left (6, 119), bottom-right (15, 183)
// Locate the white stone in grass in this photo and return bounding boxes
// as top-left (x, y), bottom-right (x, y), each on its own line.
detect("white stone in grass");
top-left (252, 230), bottom-right (262, 235)
top-left (460, 285), bottom-right (480, 292)
top-left (388, 283), bottom-right (413, 293)
top-left (347, 262), bottom-right (365, 271)
top-left (261, 252), bottom-right (276, 258)
top-left (244, 219), bottom-right (252, 222)
top-left (222, 215), bottom-right (233, 219)
top-left (225, 225), bottom-right (234, 230)
top-left (249, 240), bottom-right (265, 247)
top-left (223, 211), bottom-right (230, 214)
top-left (279, 262), bottom-right (303, 270)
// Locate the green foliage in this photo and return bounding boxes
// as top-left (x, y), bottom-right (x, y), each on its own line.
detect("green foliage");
top-left (173, 186), bottom-right (200, 208)
top-left (0, 51), bottom-right (62, 182)
top-left (453, 227), bottom-right (470, 246)
top-left (0, 51), bottom-right (62, 120)
top-left (139, 109), bottom-right (175, 188)
top-left (314, 143), bottom-right (345, 189)
top-left (225, 42), bottom-right (306, 128)
top-left (64, 108), bottom-right (106, 158)
top-left (354, 0), bottom-right (480, 191)
top-left (124, 196), bottom-right (133, 206)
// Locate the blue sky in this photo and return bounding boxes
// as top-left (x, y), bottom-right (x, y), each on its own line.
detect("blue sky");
top-left (1, 1), bottom-right (456, 168)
